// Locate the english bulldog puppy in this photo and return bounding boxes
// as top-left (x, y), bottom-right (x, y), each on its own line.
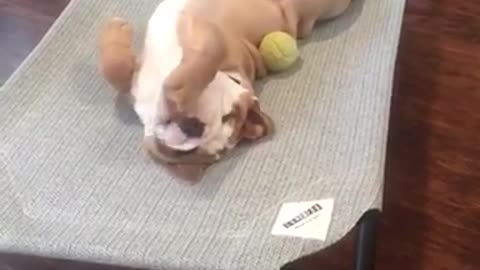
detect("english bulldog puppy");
top-left (98, 0), bottom-right (351, 180)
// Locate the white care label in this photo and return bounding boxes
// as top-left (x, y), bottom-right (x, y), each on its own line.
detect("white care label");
top-left (271, 198), bottom-right (334, 241)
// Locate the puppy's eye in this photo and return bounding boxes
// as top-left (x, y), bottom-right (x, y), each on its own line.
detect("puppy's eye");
top-left (222, 111), bottom-right (234, 123)
top-left (228, 75), bottom-right (241, 85)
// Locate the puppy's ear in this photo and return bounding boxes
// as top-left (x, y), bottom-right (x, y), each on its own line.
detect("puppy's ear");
top-left (167, 163), bottom-right (209, 184)
top-left (143, 136), bottom-right (213, 183)
top-left (241, 99), bottom-right (275, 140)
top-left (98, 17), bottom-right (137, 93)
top-left (143, 136), bottom-right (218, 164)
top-left (164, 13), bottom-right (226, 114)
top-left (231, 94), bottom-right (274, 142)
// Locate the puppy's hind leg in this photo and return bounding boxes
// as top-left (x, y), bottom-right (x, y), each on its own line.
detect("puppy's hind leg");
top-left (297, 18), bottom-right (316, 39)
top-left (98, 17), bottom-right (138, 93)
top-left (298, 0), bottom-right (352, 39)
top-left (279, 0), bottom-right (300, 38)
top-left (321, 0), bottom-right (352, 21)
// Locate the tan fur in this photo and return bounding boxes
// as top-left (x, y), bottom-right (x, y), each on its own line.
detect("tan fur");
top-left (97, 0), bottom-right (351, 98)
top-left (163, 11), bottom-right (227, 118)
top-left (143, 136), bottom-right (218, 164)
top-left (143, 136), bottom-right (215, 183)
top-left (229, 93), bottom-right (275, 145)
top-left (280, 0), bottom-right (352, 38)
top-left (185, 0), bottom-right (351, 81)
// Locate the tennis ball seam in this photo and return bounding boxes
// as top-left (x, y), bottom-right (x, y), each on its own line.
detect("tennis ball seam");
top-left (272, 39), bottom-right (289, 59)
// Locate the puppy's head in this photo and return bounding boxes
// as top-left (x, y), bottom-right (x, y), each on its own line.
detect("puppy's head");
top-left (145, 68), bottom-right (273, 178)
top-left (142, 13), bottom-right (273, 180)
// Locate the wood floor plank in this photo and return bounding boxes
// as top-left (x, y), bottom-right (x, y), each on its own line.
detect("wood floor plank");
top-left (0, 0), bottom-right (69, 83)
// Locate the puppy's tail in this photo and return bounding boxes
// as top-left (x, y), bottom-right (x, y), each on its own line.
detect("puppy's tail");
top-left (97, 17), bottom-right (137, 93)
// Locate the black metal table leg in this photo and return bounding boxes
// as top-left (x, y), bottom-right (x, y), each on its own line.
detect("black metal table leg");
top-left (353, 210), bottom-right (381, 270)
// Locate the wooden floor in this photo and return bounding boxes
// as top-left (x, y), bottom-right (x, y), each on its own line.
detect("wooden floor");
top-left (1, 0), bottom-right (479, 269)
top-left (0, 0), bottom-right (68, 83)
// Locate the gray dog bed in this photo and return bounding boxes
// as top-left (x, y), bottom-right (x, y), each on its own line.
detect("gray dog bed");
top-left (0, 0), bottom-right (405, 269)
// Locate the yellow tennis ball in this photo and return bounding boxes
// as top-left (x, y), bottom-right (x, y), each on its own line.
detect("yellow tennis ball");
top-left (259, 31), bottom-right (299, 72)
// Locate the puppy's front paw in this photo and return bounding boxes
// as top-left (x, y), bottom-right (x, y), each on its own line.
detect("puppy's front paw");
top-left (108, 17), bottom-right (131, 33)
top-left (98, 17), bottom-right (136, 93)
top-left (298, 19), bottom-right (315, 39)
top-left (101, 17), bottom-right (133, 45)
top-left (163, 89), bottom-right (198, 122)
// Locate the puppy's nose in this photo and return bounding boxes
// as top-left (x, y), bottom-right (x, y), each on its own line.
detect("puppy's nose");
top-left (177, 117), bottom-right (205, 138)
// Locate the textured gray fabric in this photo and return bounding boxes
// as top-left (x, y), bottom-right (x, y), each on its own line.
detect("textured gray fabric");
top-left (0, 0), bottom-right (405, 269)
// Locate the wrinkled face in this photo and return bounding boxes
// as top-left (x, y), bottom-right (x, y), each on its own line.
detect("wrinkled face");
top-left (146, 70), bottom-right (273, 167)
top-left (139, 10), bottom-right (273, 177)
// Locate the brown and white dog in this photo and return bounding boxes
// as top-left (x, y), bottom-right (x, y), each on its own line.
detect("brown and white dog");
top-left (98, 0), bottom-right (351, 178)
